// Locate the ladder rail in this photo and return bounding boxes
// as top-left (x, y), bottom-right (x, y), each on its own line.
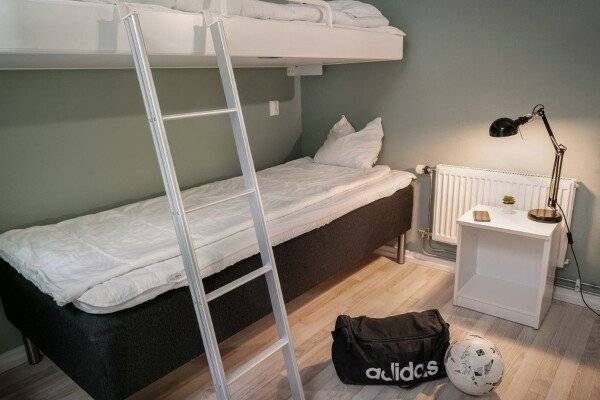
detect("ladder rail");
top-left (122, 13), bottom-right (231, 400)
top-left (210, 21), bottom-right (273, 262)
top-left (211, 20), bottom-right (305, 400)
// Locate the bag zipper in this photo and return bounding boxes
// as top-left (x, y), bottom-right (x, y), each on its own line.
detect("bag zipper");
top-left (342, 313), bottom-right (446, 342)
top-left (352, 331), bottom-right (442, 343)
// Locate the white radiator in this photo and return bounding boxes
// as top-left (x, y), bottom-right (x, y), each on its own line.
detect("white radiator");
top-left (432, 164), bottom-right (577, 264)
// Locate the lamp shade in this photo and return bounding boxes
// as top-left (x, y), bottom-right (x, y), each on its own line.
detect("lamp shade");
top-left (489, 117), bottom-right (519, 137)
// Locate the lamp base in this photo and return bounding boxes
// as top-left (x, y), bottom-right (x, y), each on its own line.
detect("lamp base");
top-left (528, 208), bottom-right (562, 223)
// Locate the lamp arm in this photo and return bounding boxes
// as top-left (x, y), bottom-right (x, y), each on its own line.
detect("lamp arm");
top-left (548, 150), bottom-right (564, 208)
top-left (536, 108), bottom-right (562, 152)
top-left (534, 106), bottom-right (566, 209)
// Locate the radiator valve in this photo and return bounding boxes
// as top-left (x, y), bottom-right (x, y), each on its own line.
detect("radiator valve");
top-left (418, 229), bottom-right (432, 238)
top-left (416, 165), bottom-right (434, 175)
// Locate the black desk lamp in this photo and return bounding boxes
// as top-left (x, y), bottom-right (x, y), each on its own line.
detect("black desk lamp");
top-left (489, 104), bottom-right (566, 223)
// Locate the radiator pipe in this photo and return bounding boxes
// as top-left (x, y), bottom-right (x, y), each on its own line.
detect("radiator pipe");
top-left (416, 166), bottom-right (456, 261)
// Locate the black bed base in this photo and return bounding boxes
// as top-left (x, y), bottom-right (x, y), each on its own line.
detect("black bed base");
top-left (0, 186), bottom-right (413, 400)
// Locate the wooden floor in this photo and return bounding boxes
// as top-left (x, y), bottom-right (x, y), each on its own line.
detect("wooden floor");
top-left (1, 256), bottom-right (599, 400)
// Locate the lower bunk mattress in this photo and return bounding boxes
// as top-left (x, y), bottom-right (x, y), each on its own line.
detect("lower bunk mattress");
top-left (0, 157), bottom-right (414, 314)
top-left (0, 185), bottom-right (414, 400)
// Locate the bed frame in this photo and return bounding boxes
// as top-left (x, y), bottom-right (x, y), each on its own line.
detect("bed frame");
top-left (0, 185), bottom-right (412, 400)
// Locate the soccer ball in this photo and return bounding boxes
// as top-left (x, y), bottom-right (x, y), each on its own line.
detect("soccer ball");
top-left (444, 334), bottom-right (504, 396)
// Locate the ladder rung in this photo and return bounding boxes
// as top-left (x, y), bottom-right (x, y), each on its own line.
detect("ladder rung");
top-left (186, 188), bottom-right (255, 214)
top-left (163, 108), bottom-right (237, 121)
top-left (206, 265), bottom-right (272, 302)
top-left (226, 338), bottom-right (289, 384)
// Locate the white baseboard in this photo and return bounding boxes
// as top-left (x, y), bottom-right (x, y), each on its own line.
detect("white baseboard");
top-left (376, 247), bottom-right (600, 310)
top-left (0, 345), bottom-right (27, 374)
top-left (553, 286), bottom-right (600, 309)
top-left (375, 245), bottom-right (455, 273)
top-left (403, 250), bottom-right (456, 273)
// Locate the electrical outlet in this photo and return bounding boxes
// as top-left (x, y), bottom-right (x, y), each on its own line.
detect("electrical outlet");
top-left (268, 100), bottom-right (279, 116)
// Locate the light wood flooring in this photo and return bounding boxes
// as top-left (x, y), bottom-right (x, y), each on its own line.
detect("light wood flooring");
top-left (1, 256), bottom-right (599, 400)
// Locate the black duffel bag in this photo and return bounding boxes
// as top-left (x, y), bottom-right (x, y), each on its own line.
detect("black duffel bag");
top-left (331, 309), bottom-right (450, 388)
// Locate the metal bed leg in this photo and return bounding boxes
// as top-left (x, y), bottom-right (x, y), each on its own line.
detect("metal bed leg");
top-left (396, 233), bottom-right (406, 264)
top-left (22, 336), bottom-right (42, 365)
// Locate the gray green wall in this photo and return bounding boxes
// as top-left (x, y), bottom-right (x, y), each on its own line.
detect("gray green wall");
top-left (301, 1), bottom-right (600, 286)
top-left (0, 68), bottom-right (301, 353)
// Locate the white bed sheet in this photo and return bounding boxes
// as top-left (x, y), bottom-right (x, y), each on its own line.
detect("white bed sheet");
top-left (0, 158), bottom-right (414, 311)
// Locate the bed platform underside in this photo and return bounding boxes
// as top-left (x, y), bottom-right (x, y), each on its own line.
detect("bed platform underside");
top-left (0, 186), bottom-right (412, 400)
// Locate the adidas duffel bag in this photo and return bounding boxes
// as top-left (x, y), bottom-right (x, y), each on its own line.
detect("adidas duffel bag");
top-left (331, 309), bottom-right (450, 388)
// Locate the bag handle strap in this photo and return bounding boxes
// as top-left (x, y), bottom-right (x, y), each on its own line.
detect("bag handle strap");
top-left (331, 315), bottom-right (354, 352)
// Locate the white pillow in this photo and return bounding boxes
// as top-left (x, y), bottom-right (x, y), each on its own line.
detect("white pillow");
top-left (137, 0), bottom-right (178, 7)
top-left (328, 0), bottom-right (384, 18)
top-left (176, 0), bottom-right (243, 14)
top-left (314, 117), bottom-right (384, 169)
top-left (76, 0), bottom-right (177, 6)
top-left (329, 115), bottom-right (356, 139)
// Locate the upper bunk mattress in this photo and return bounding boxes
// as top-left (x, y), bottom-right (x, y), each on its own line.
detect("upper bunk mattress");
top-left (0, 158), bottom-right (414, 314)
top-left (0, 0), bottom-right (405, 69)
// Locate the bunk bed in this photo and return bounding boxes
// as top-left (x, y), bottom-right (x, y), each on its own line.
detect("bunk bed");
top-left (0, 1), bottom-right (411, 399)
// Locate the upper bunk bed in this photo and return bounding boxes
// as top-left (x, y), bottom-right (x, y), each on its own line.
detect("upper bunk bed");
top-left (0, 0), bottom-right (405, 71)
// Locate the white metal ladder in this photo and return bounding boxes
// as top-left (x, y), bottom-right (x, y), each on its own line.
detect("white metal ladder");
top-left (121, 10), bottom-right (305, 400)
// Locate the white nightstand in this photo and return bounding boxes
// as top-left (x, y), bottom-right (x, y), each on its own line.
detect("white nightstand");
top-left (454, 205), bottom-right (562, 329)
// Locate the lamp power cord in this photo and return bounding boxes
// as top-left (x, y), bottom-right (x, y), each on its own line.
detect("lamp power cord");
top-left (556, 204), bottom-right (600, 317)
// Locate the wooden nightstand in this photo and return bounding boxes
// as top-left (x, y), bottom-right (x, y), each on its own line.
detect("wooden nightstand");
top-left (454, 205), bottom-right (562, 329)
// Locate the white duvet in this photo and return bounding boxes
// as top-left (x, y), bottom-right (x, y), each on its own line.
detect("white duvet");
top-left (74, 0), bottom-right (405, 34)
top-left (0, 158), bottom-right (414, 312)
top-left (178, 0), bottom-right (392, 28)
